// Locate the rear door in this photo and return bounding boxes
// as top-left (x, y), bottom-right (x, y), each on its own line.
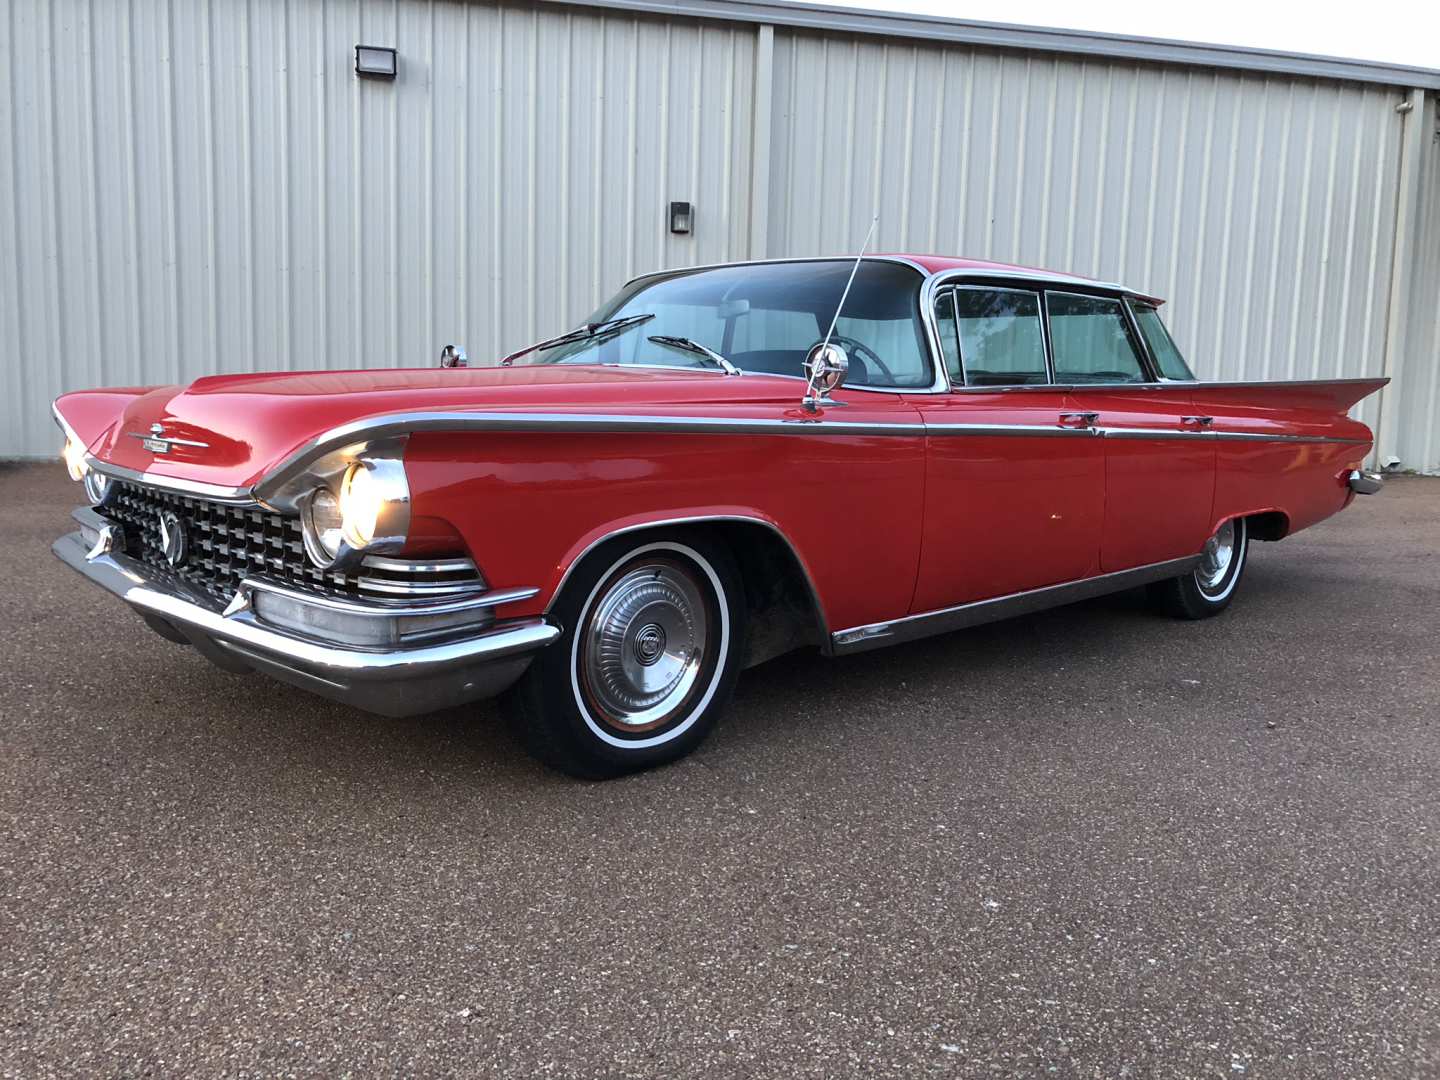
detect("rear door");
top-left (1050, 290), bottom-right (1215, 572)
top-left (910, 284), bottom-right (1106, 613)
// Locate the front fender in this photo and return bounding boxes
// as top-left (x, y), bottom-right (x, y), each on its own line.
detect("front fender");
top-left (400, 427), bottom-right (927, 633)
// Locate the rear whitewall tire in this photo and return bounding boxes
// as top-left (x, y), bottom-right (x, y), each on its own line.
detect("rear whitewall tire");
top-left (1150, 516), bottom-right (1250, 619)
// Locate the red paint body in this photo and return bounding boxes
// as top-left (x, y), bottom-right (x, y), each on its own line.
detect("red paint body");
top-left (54, 256), bottom-right (1382, 637)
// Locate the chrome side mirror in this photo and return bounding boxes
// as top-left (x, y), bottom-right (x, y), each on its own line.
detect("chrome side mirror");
top-left (439, 344), bottom-right (468, 368)
top-left (801, 342), bottom-right (849, 411)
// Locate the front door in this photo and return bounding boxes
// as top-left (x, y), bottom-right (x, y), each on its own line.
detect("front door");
top-left (911, 284), bottom-right (1106, 613)
top-left (1046, 290), bottom-right (1216, 572)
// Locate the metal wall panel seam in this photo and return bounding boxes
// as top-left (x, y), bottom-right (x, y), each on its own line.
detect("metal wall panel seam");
top-left (1374, 87), bottom-right (1428, 465)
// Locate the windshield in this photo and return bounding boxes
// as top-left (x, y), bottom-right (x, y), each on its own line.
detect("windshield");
top-left (522, 260), bottom-right (934, 388)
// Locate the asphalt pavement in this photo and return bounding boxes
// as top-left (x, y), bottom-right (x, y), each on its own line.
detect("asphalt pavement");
top-left (3, 462), bottom-right (1438, 1078)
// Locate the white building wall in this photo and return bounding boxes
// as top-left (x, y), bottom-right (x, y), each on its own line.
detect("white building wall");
top-left (0, 0), bottom-right (757, 456)
top-left (1394, 91), bottom-right (1440, 474)
top-left (1, 0), bottom-right (1435, 465)
top-left (765, 32), bottom-right (1413, 441)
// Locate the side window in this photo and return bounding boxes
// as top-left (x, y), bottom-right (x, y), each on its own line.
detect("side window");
top-left (953, 287), bottom-right (1048, 387)
top-left (1131, 303), bottom-right (1196, 380)
top-left (933, 290), bottom-right (963, 382)
top-left (1046, 292), bottom-right (1147, 383)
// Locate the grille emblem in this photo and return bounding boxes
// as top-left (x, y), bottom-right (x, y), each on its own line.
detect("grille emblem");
top-left (157, 510), bottom-right (189, 568)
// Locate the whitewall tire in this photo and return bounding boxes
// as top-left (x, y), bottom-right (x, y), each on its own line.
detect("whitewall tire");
top-left (511, 531), bottom-right (745, 779)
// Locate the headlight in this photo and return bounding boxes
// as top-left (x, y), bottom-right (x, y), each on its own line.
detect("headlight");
top-left (301, 487), bottom-right (345, 564)
top-left (299, 457), bottom-right (409, 569)
top-left (340, 461), bottom-right (383, 549)
top-left (82, 468), bottom-right (114, 506)
top-left (62, 436), bottom-right (88, 481)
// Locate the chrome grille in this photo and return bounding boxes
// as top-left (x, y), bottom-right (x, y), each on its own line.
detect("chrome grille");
top-left (101, 480), bottom-right (484, 604)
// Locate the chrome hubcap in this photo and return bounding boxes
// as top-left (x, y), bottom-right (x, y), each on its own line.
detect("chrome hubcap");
top-left (580, 561), bottom-right (709, 731)
top-left (1196, 520), bottom-right (1237, 591)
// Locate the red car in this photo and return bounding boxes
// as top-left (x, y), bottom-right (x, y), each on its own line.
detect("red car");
top-left (53, 255), bottom-right (1385, 778)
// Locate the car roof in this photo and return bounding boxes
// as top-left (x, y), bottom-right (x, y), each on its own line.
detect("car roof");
top-left (626, 255), bottom-right (1164, 306)
top-left (884, 254), bottom-right (1164, 305)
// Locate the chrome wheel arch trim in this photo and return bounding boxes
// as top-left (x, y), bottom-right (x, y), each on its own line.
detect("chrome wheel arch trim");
top-left (543, 513), bottom-right (832, 644)
top-left (568, 540), bottom-right (731, 751)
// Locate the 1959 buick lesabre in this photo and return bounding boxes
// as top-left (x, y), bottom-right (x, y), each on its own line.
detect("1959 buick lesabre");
top-left (53, 254), bottom-right (1386, 777)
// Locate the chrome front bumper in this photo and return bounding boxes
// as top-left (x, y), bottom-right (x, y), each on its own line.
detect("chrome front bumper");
top-left (53, 512), bottom-right (559, 717)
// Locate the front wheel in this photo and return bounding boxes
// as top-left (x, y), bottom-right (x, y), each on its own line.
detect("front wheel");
top-left (1149, 516), bottom-right (1250, 619)
top-left (510, 532), bottom-right (746, 779)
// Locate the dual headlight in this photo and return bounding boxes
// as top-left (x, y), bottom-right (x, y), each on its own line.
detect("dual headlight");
top-left (61, 434), bottom-right (115, 506)
top-left (299, 457), bottom-right (410, 570)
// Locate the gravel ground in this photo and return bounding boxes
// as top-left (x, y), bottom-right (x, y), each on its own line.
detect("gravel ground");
top-left (2, 462), bottom-right (1437, 1078)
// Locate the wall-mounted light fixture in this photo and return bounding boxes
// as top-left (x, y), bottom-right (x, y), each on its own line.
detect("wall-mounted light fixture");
top-left (355, 45), bottom-right (397, 80)
top-left (669, 201), bottom-right (693, 235)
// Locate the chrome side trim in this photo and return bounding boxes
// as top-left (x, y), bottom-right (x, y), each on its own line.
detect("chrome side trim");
top-left (80, 411), bottom-right (1370, 510)
top-left (1208, 431), bottom-right (1369, 445)
top-left (940, 376), bottom-right (1389, 394)
top-left (924, 422), bottom-right (1100, 438)
top-left (831, 556), bottom-right (1202, 655)
top-left (254, 412), bottom-right (932, 501)
top-left (543, 513), bottom-right (832, 642)
top-left (251, 412), bottom-right (1377, 499)
top-left (1348, 470), bottom-right (1384, 494)
top-left (1102, 427), bottom-right (1213, 440)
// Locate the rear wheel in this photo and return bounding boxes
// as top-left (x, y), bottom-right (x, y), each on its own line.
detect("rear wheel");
top-left (511, 532), bottom-right (745, 779)
top-left (1150, 516), bottom-right (1249, 619)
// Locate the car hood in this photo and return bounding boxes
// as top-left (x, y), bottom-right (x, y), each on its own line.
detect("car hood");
top-left (60, 365), bottom-right (809, 491)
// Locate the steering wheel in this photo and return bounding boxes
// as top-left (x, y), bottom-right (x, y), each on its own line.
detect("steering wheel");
top-left (828, 334), bottom-right (898, 386)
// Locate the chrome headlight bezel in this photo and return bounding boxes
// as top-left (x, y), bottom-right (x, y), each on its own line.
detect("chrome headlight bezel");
top-left (297, 452), bottom-right (411, 571)
top-left (82, 467), bottom-right (116, 506)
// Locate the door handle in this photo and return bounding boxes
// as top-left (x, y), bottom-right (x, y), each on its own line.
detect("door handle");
top-left (1058, 412), bottom-right (1099, 429)
top-left (1180, 415), bottom-right (1214, 428)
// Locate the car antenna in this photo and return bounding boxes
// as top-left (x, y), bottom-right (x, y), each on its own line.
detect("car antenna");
top-left (803, 215), bottom-right (878, 413)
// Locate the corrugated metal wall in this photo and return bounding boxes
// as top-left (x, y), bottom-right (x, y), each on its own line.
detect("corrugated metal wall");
top-left (767, 32), bottom-right (1412, 441)
top-left (2, 0), bottom-right (1435, 465)
top-left (0, 0), bottom-right (756, 456)
top-left (1395, 91), bottom-right (1440, 474)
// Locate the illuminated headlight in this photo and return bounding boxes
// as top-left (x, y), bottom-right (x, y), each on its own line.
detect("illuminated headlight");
top-left (62, 436), bottom-right (88, 481)
top-left (300, 457), bottom-right (410, 569)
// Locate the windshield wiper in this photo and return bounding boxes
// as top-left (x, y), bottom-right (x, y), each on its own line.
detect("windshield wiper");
top-left (647, 335), bottom-right (742, 376)
top-left (500, 313), bottom-right (656, 366)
